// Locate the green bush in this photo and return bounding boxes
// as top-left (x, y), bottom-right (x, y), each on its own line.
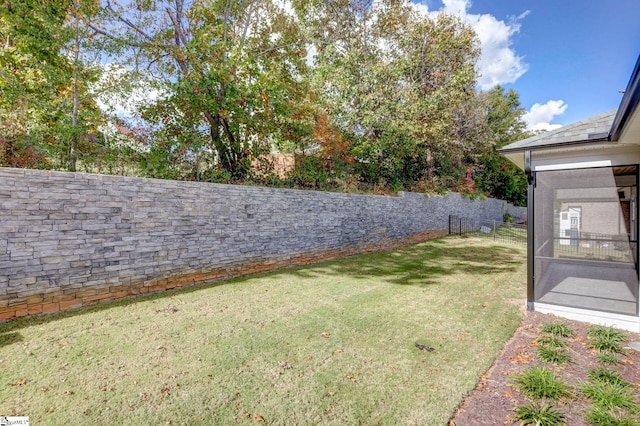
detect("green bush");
top-left (513, 402), bottom-right (566, 426)
top-left (513, 367), bottom-right (572, 401)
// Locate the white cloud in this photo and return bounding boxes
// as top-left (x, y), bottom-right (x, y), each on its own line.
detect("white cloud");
top-left (412, 0), bottom-right (528, 90)
top-left (523, 100), bottom-right (568, 132)
top-left (305, 43), bottom-right (317, 67)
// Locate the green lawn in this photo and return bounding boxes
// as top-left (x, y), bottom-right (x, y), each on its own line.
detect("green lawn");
top-left (468, 224), bottom-right (527, 245)
top-left (0, 237), bottom-right (526, 425)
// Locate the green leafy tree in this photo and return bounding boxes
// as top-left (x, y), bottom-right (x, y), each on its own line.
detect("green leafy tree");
top-left (91, 0), bottom-right (313, 180)
top-left (0, 0), bottom-right (105, 170)
top-left (0, 0), bottom-right (69, 167)
top-left (475, 85), bottom-right (531, 206)
top-left (297, 0), bottom-right (487, 190)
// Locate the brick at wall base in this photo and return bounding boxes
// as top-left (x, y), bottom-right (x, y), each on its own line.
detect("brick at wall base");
top-left (0, 231), bottom-right (447, 322)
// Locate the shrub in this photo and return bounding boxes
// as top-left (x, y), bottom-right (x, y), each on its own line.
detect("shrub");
top-left (587, 368), bottom-right (633, 389)
top-left (581, 381), bottom-right (637, 411)
top-left (513, 367), bottom-right (572, 401)
top-left (585, 405), bottom-right (638, 426)
top-left (541, 323), bottom-right (574, 338)
top-left (537, 345), bottom-right (571, 365)
top-left (598, 352), bottom-right (622, 365)
top-left (513, 402), bottom-right (566, 425)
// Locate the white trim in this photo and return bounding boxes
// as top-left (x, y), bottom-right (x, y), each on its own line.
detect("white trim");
top-left (532, 302), bottom-right (640, 333)
top-left (535, 160), bottom-right (612, 171)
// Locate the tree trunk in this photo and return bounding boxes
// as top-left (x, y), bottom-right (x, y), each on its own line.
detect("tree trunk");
top-left (69, 9), bottom-right (80, 172)
top-left (204, 111), bottom-right (247, 178)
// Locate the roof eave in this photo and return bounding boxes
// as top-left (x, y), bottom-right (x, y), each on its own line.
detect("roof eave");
top-left (497, 137), bottom-right (609, 154)
top-left (609, 55), bottom-right (640, 142)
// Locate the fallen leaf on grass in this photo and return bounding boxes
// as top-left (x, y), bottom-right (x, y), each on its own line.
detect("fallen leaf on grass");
top-left (278, 361), bottom-right (292, 370)
top-left (334, 349), bottom-right (343, 354)
top-left (321, 332), bottom-right (330, 338)
top-left (254, 414), bottom-right (264, 422)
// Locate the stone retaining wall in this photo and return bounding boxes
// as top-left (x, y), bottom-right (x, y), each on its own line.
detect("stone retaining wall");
top-left (0, 167), bottom-right (525, 320)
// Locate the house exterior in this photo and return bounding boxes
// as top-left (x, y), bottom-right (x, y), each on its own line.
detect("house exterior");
top-left (499, 55), bottom-right (640, 332)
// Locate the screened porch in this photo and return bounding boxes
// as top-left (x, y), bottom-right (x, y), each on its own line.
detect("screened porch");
top-left (533, 166), bottom-right (639, 316)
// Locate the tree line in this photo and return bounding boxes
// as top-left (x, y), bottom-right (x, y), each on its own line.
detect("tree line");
top-left (0, 0), bottom-right (531, 206)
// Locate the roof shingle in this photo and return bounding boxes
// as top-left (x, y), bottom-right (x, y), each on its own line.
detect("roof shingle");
top-left (498, 110), bottom-right (616, 153)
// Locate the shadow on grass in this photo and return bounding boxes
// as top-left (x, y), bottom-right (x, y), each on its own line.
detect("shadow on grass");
top-left (284, 237), bottom-right (524, 287)
top-left (0, 237), bottom-right (524, 333)
top-left (0, 331), bottom-right (23, 348)
top-left (0, 279), bottom-right (232, 335)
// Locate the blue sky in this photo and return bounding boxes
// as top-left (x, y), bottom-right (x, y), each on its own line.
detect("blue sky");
top-left (415, 0), bottom-right (640, 130)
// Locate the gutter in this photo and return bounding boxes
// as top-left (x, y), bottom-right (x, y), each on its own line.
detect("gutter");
top-left (609, 54), bottom-right (640, 142)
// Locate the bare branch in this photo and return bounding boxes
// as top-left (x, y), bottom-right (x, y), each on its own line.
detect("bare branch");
top-left (166, 6), bottom-right (188, 47)
top-left (104, 0), bottom-right (156, 43)
top-left (86, 22), bottom-right (144, 48)
top-left (239, 0), bottom-right (259, 45)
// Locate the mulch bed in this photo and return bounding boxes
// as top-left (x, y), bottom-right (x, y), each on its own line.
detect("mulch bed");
top-left (449, 311), bottom-right (640, 425)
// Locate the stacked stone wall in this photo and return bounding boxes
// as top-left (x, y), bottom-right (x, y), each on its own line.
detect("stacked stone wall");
top-left (0, 167), bottom-right (525, 320)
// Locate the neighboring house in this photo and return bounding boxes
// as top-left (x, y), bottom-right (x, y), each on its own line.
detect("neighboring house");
top-left (499, 55), bottom-right (640, 332)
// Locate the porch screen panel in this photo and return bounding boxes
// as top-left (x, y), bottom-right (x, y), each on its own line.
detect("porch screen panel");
top-left (534, 166), bottom-right (638, 316)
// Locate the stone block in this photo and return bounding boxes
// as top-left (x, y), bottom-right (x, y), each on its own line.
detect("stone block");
top-left (43, 301), bottom-right (63, 313)
top-left (59, 299), bottom-right (83, 310)
top-left (26, 304), bottom-right (43, 315)
top-left (0, 309), bottom-right (17, 320)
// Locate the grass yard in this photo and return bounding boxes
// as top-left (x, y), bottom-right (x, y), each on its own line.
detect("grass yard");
top-left (468, 224), bottom-right (527, 245)
top-left (0, 237), bottom-right (526, 425)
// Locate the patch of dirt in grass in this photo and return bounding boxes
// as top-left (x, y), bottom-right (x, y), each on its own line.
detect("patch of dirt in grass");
top-left (449, 311), bottom-right (640, 426)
